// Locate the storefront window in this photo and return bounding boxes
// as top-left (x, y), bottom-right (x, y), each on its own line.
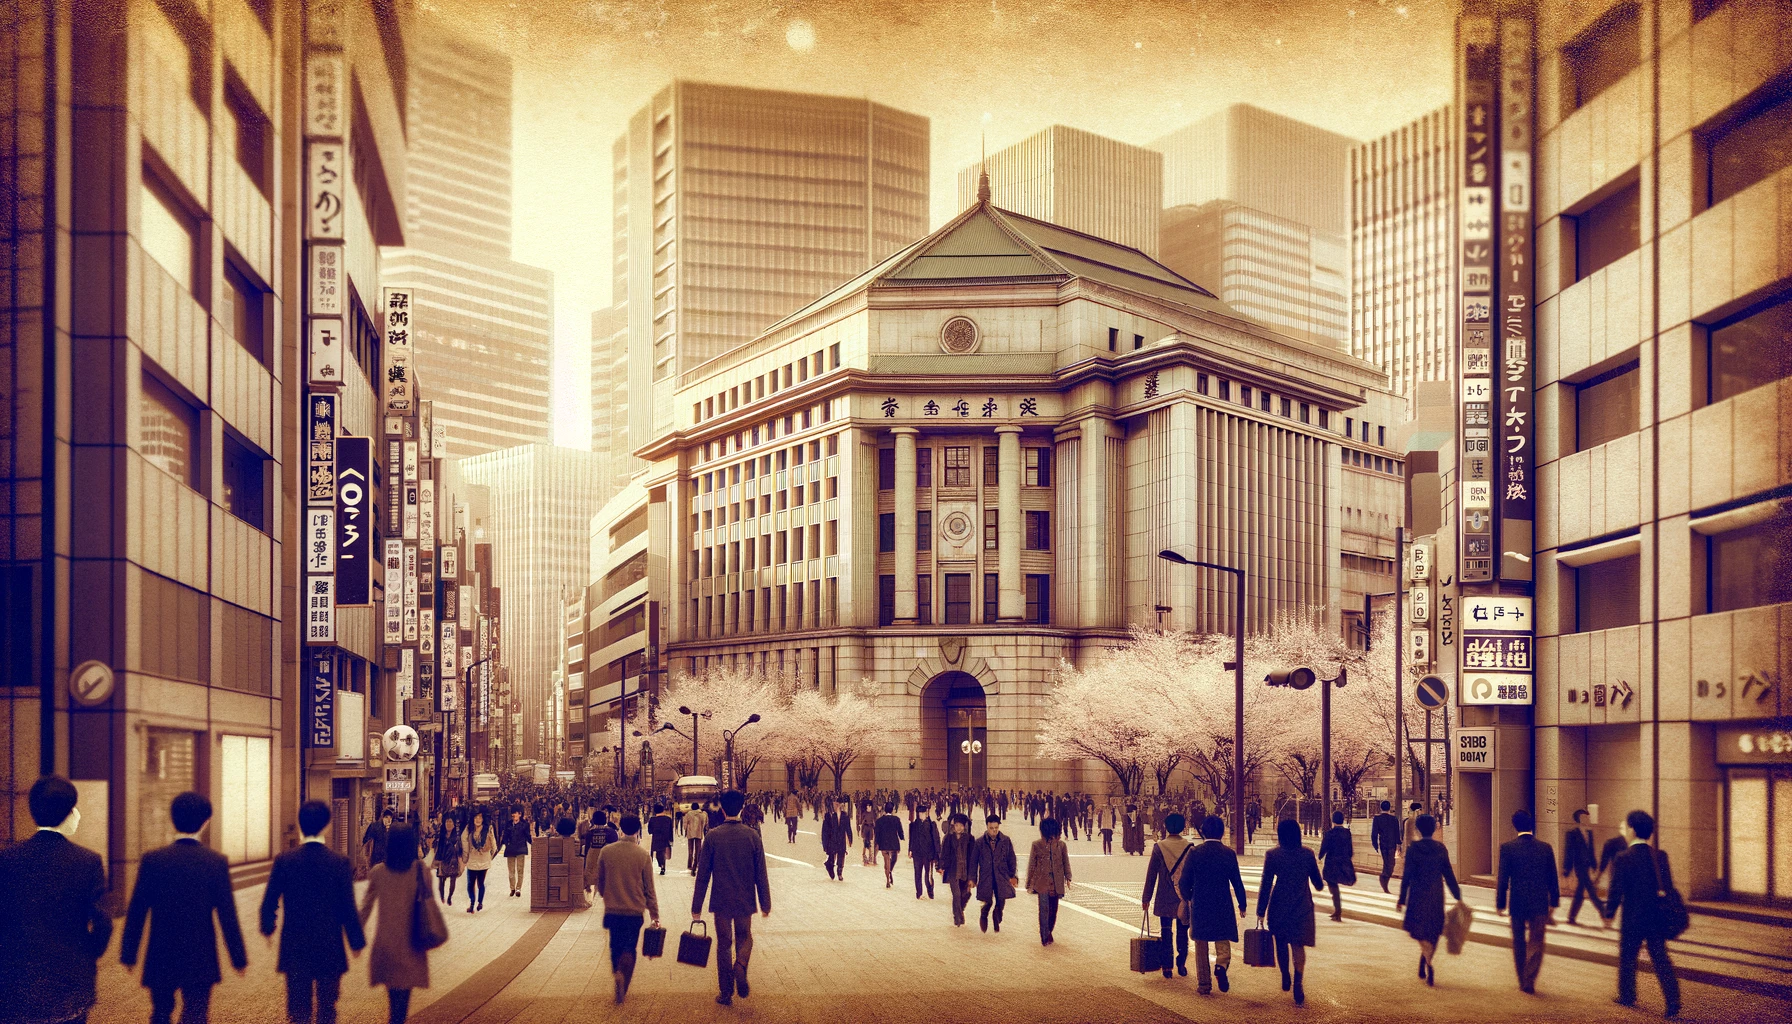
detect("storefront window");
top-left (219, 735), bottom-right (271, 863)
top-left (140, 728), bottom-right (197, 853)
top-left (1727, 769), bottom-right (1792, 901)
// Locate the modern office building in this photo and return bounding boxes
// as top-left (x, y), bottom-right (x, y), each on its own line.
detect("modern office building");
top-left (381, 20), bottom-right (554, 459)
top-left (573, 476), bottom-right (663, 775)
top-left (613, 83), bottom-right (931, 447)
top-left (590, 305), bottom-right (632, 501)
top-left (956, 125), bottom-right (1163, 256)
top-left (634, 186), bottom-right (1399, 789)
top-left (1351, 106), bottom-right (1458, 401)
top-left (1522, 0), bottom-right (1792, 904)
top-left (1153, 105), bottom-right (1354, 348)
top-left (454, 445), bottom-right (604, 761)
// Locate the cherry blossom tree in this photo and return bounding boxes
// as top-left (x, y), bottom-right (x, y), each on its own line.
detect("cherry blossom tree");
top-left (784, 681), bottom-right (886, 792)
top-left (657, 663), bottom-right (798, 789)
top-left (1035, 647), bottom-right (1152, 795)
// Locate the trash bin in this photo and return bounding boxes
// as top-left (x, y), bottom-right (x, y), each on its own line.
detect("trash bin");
top-left (530, 835), bottom-right (576, 910)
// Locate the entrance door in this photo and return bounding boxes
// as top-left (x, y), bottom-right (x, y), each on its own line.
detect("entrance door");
top-left (942, 683), bottom-right (987, 789)
top-left (1727, 768), bottom-right (1792, 902)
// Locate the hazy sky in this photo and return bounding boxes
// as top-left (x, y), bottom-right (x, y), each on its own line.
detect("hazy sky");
top-left (423, 0), bottom-right (1455, 448)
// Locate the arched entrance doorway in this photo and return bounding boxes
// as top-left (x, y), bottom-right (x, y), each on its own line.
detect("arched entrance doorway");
top-left (919, 672), bottom-right (986, 789)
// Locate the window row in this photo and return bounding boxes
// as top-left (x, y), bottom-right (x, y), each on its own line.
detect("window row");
top-left (877, 444), bottom-right (1053, 490)
top-left (877, 510), bottom-right (1051, 552)
top-left (693, 579), bottom-right (836, 638)
top-left (691, 521), bottom-right (838, 579)
top-left (1342, 447), bottom-right (1405, 476)
top-left (140, 368), bottom-right (269, 533)
top-left (877, 573), bottom-right (1052, 626)
top-left (692, 342), bottom-right (844, 423)
top-left (1196, 373), bottom-right (1336, 432)
top-left (1562, 509), bottom-right (1791, 634)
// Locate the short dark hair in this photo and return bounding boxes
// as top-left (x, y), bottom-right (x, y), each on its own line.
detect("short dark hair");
top-left (1380, 800), bottom-right (1391, 811)
top-left (1332, 810), bottom-right (1345, 824)
top-left (297, 799), bottom-right (332, 837)
top-left (1202, 815), bottom-right (1225, 840)
top-left (885, 802), bottom-right (894, 813)
top-left (720, 790), bottom-right (747, 816)
top-left (1572, 808), bottom-right (1588, 822)
top-left (384, 824), bottom-right (418, 871)
top-left (622, 815), bottom-right (642, 836)
top-left (555, 817), bottom-right (575, 837)
top-left (1040, 817), bottom-right (1061, 839)
top-left (985, 814), bottom-right (1001, 824)
top-left (1410, 802), bottom-right (1422, 811)
top-left (653, 803), bottom-right (665, 814)
top-left (1164, 812), bottom-right (1186, 834)
top-left (1512, 810), bottom-right (1535, 833)
top-left (1417, 814), bottom-right (1437, 837)
top-left (380, 807), bottom-right (394, 819)
top-left (1626, 809), bottom-right (1655, 839)
top-left (28, 775), bottom-right (78, 828)
top-left (171, 791), bottom-right (213, 834)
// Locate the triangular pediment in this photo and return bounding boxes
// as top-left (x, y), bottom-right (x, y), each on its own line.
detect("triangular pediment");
top-left (883, 206), bottom-right (1068, 282)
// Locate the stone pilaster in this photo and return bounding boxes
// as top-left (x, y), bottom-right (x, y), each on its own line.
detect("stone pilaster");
top-left (997, 425), bottom-right (1024, 620)
top-left (893, 427), bottom-right (918, 622)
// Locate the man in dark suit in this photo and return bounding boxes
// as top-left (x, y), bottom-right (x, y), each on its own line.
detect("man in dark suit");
top-left (1180, 815), bottom-right (1249, 996)
top-left (874, 803), bottom-right (905, 888)
top-left (969, 814), bottom-right (1018, 934)
top-left (1562, 808), bottom-right (1605, 926)
top-left (1371, 800), bottom-right (1402, 893)
top-left (258, 800), bottom-right (365, 1024)
top-left (691, 790), bottom-right (772, 1007)
top-left (0, 776), bottom-right (113, 1024)
top-left (121, 791), bottom-right (248, 1024)
top-left (1602, 810), bottom-right (1681, 1017)
top-left (647, 804), bottom-right (675, 876)
top-left (908, 805), bottom-right (941, 899)
top-left (360, 808), bottom-right (390, 874)
top-left (937, 814), bottom-right (976, 926)
top-left (820, 798), bottom-right (853, 881)
top-left (1496, 809), bottom-right (1561, 993)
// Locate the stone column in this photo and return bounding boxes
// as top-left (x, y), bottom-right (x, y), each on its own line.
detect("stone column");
top-left (893, 427), bottom-right (919, 622)
top-left (1078, 416), bottom-right (1117, 627)
top-left (997, 425), bottom-right (1024, 620)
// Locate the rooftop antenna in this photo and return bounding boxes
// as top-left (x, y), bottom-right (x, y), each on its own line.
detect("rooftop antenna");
top-left (977, 132), bottom-right (991, 204)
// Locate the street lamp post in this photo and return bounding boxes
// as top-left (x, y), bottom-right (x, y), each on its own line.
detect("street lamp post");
top-left (675, 706), bottom-right (710, 778)
top-left (1265, 667), bottom-right (1349, 827)
top-left (720, 714), bottom-right (762, 791)
top-left (1361, 527), bottom-right (1408, 821)
top-left (456, 656), bottom-right (494, 809)
top-left (1158, 548), bottom-right (1247, 856)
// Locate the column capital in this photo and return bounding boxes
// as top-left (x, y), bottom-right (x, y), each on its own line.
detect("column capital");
top-left (993, 424), bottom-right (1024, 436)
top-left (889, 426), bottom-right (920, 437)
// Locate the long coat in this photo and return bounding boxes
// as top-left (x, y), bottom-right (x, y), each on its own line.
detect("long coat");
top-left (1179, 839), bottom-right (1248, 942)
top-left (1025, 837), bottom-right (1072, 897)
top-left (258, 841), bottom-right (365, 979)
top-left (120, 838), bottom-right (248, 990)
top-left (359, 863), bottom-right (433, 990)
top-left (0, 831), bottom-right (113, 1024)
top-left (1255, 844), bottom-right (1324, 947)
top-left (1319, 825), bottom-right (1357, 884)
top-left (938, 831), bottom-right (975, 882)
top-left (1397, 837), bottom-right (1461, 944)
top-left (909, 817), bottom-right (941, 861)
top-left (1121, 813), bottom-right (1145, 855)
top-left (969, 832), bottom-right (1018, 901)
top-left (820, 811), bottom-right (854, 854)
top-left (1140, 837), bottom-right (1191, 918)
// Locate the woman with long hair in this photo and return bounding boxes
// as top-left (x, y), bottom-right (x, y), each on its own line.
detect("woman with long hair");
top-left (433, 817), bottom-right (463, 905)
top-left (1255, 818), bottom-right (1324, 1005)
top-left (461, 807), bottom-right (498, 914)
top-left (359, 825), bottom-right (434, 1023)
top-left (1396, 813), bottom-right (1461, 986)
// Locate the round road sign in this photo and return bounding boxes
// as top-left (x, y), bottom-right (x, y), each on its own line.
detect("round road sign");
top-left (69, 660), bottom-right (115, 707)
top-left (1415, 675), bottom-right (1449, 709)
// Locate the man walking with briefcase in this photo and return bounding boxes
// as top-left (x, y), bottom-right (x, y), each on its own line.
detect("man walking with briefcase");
top-left (692, 791), bottom-right (772, 1007)
top-left (1180, 815), bottom-right (1249, 996)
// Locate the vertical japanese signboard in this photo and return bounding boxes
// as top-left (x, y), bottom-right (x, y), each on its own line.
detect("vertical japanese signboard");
top-left (306, 576), bottom-right (336, 644)
top-left (441, 545), bottom-right (458, 581)
top-left (403, 545), bottom-right (419, 643)
top-left (307, 395), bottom-right (336, 506)
top-left (307, 143), bottom-right (345, 240)
top-left (1460, 596), bottom-right (1534, 705)
top-left (1459, 13), bottom-right (1498, 584)
top-left (305, 510), bottom-right (334, 574)
top-left (307, 649), bottom-right (335, 748)
top-left (307, 318), bottom-right (343, 387)
top-left (383, 540), bottom-right (404, 644)
top-left (418, 479), bottom-right (436, 549)
top-left (1498, 15), bottom-right (1535, 583)
top-left (334, 437), bottom-right (372, 605)
top-left (383, 288), bottom-right (414, 413)
top-left (397, 648), bottom-right (415, 701)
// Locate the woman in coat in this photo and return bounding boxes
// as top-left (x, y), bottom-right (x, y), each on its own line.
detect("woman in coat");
top-left (461, 808), bottom-right (498, 914)
top-left (1255, 818), bottom-right (1324, 1005)
top-left (359, 825), bottom-right (433, 1023)
top-left (1122, 805), bottom-right (1145, 856)
top-left (432, 819), bottom-right (463, 906)
top-left (858, 801), bottom-right (878, 866)
top-left (1025, 817), bottom-right (1072, 946)
top-left (1318, 810), bottom-right (1356, 922)
top-left (1396, 813), bottom-right (1461, 986)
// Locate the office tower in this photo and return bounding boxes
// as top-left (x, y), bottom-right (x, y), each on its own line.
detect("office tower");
top-left (383, 21), bottom-right (554, 459)
top-left (956, 125), bottom-right (1163, 255)
top-left (454, 445), bottom-right (604, 761)
top-left (1153, 104), bottom-right (1354, 347)
top-left (1351, 106), bottom-right (1458, 400)
top-left (614, 82), bottom-right (930, 445)
top-left (590, 305), bottom-right (631, 501)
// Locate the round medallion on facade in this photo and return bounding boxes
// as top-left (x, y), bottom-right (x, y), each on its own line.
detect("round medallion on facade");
top-left (940, 510), bottom-right (974, 543)
top-left (939, 316), bottom-right (980, 354)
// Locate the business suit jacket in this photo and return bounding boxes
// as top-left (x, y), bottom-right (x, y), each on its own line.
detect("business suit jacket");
top-left (1496, 833), bottom-right (1561, 918)
top-left (970, 832), bottom-right (1018, 901)
top-left (648, 813), bottom-right (675, 852)
top-left (0, 831), bottom-right (113, 1024)
top-left (1256, 844), bottom-right (1324, 947)
top-left (1141, 836), bottom-right (1191, 919)
top-left (874, 813), bottom-right (905, 852)
top-left (820, 811), bottom-right (853, 854)
top-left (258, 841), bottom-right (365, 978)
top-left (1025, 837), bottom-right (1071, 896)
top-left (909, 817), bottom-right (941, 861)
top-left (1397, 837), bottom-right (1461, 944)
top-left (1371, 812), bottom-right (1401, 854)
top-left (120, 837), bottom-right (248, 990)
top-left (1563, 826), bottom-right (1598, 875)
top-left (1178, 839), bottom-right (1248, 942)
top-left (938, 831), bottom-right (975, 882)
top-left (1319, 825), bottom-right (1357, 883)
top-left (691, 820), bottom-right (771, 917)
top-left (1605, 843), bottom-right (1673, 939)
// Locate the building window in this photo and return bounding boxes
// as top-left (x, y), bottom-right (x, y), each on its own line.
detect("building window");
top-left (1025, 511), bottom-right (1050, 550)
top-left (1704, 507), bottom-right (1792, 613)
top-left (140, 173), bottom-right (197, 293)
top-left (1240, 385), bottom-right (1253, 407)
top-left (1025, 447), bottom-right (1051, 486)
top-left (983, 447), bottom-right (999, 488)
top-left (216, 603), bottom-right (272, 695)
top-left (983, 508), bottom-right (999, 550)
top-left (1704, 293), bottom-right (1792, 405)
top-left (878, 448), bottom-right (895, 490)
top-left (877, 575), bottom-right (895, 626)
top-left (1108, 327), bottom-right (1118, 351)
top-left (917, 510), bottom-right (932, 552)
top-left (1562, 3), bottom-right (1639, 113)
top-left (140, 371), bottom-right (200, 489)
top-left (1197, 373), bottom-right (1209, 396)
top-left (1377, 425), bottom-right (1386, 447)
top-left (917, 574), bottom-right (933, 625)
top-left (1573, 554), bottom-right (1640, 632)
top-left (1025, 574), bottom-right (1051, 624)
top-left (1300, 403), bottom-right (1311, 424)
top-left (878, 513), bottom-right (896, 553)
top-left (223, 76), bottom-right (270, 198)
top-left (1280, 397), bottom-right (1293, 417)
top-left (944, 574), bottom-right (971, 624)
top-left (1218, 380), bottom-right (1231, 401)
top-left (943, 446), bottom-right (972, 487)
top-left (1345, 416), bottom-right (1354, 436)
top-left (1318, 409), bottom-right (1328, 429)
top-left (1575, 361), bottom-right (1640, 451)
top-left (138, 570), bottom-right (209, 682)
top-left (917, 447), bottom-right (932, 489)
top-left (983, 573), bottom-right (999, 623)
top-left (140, 728), bottom-right (197, 855)
top-left (830, 342), bottom-right (841, 368)
top-left (1261, 391), bottom-right (1272, 412)
top-left (221, 433), bottom-right (266, 531)
top-left (1571, 178), bottom-right (1641, 281)
top-left (1133, 333), bottom-right (1144, 350)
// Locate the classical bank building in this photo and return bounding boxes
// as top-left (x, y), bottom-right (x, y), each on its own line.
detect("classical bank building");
top-left (636, 189), bottom-right (1404, 789)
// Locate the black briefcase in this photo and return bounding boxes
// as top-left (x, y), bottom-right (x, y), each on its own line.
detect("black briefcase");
top-left (1130, 913), bottom-right (1165, 974)
top-left (1242, 927), bottom-right (1276, 967)
top-left (677, 921), bottom-right (712, 968)
top-left (640, 924), bottom-right (666, 958)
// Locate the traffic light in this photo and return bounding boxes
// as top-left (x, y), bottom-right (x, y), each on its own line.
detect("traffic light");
top-left (1265, 667), bottom-right (1317, 690)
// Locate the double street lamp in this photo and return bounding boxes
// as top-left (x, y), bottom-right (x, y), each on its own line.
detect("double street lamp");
top-left (721, 715), bottom-right (761, 791)
top-left (1157, 548), bottom-right (1246, 856)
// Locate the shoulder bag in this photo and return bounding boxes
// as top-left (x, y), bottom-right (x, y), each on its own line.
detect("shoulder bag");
top-left (1651, 850), bottom-right (1689, 941)
top-left (412, 863), bottom-right (450, 951)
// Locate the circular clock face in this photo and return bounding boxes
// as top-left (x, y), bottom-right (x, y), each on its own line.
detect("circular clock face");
top-left (940, 511), bottom-right (974, 544)
top-left (940, 316), bottom-right (980, 354)
top-left (382, 725), bottom-right (421, 762)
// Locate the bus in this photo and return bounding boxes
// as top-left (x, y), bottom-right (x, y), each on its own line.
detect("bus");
top-left (670, 775), bottom-right (720, 808)
top-left (472, 773), bottom-right (500, 803)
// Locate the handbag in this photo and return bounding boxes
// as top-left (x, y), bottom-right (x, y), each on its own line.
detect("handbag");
top-left (1241, 926), bottom-right (1276, 967)
top-left (1129, 912), bottom-right (1165, 973)
top-left (641, 923), bottom-right (667, 959)
top-left (411, 864), bottom-right (450, 952)
top-left (1444, 899), bottom-right (1474, 955)
top-left (1156, 845), bottom-right (1192, 927)
top-left (1652, 851), bottom-right (1690, 940)
top-left (677, 921), bottom-right (713, 968)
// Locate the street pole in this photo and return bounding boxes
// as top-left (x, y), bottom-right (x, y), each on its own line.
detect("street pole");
top-left (1394, 528), bottom-right (1407, 827)
top-left (1425, 709), bottom-right (1434, 810)
top-left (1157, 549), bottom-right (1246, 856)
top-left (1321, 663), bottom-right (1332, 829)
top-left (461, 656), bottom-right (492, 808)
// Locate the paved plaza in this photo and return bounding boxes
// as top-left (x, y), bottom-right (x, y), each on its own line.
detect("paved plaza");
top-left (86, 817), bottom-right (1791, 1024)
